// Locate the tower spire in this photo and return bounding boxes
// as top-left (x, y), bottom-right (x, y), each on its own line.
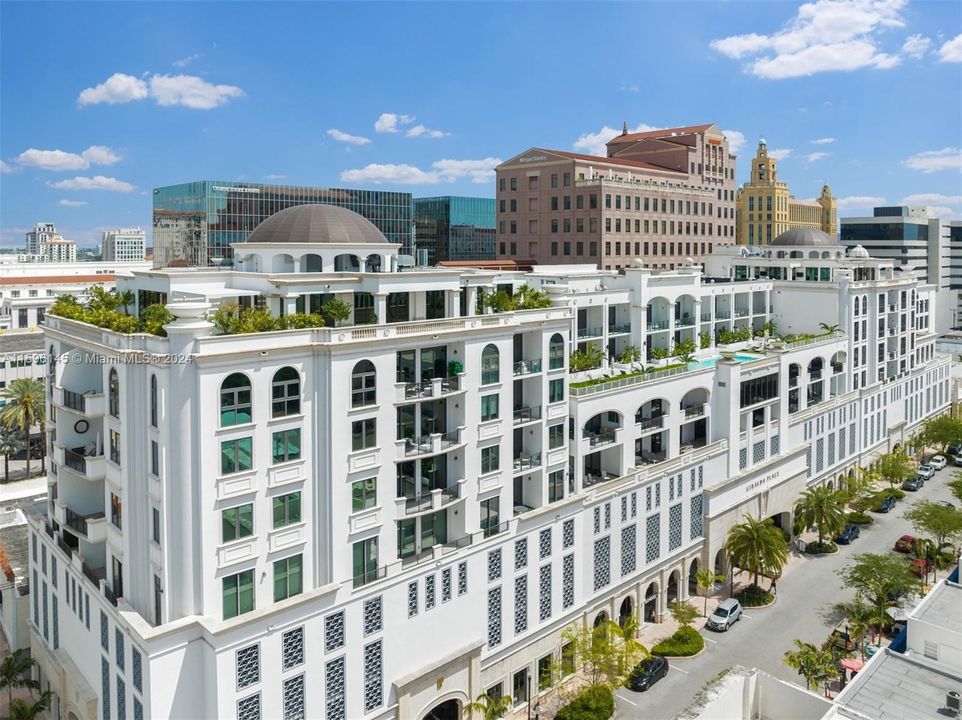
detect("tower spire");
top-left (622, 121), bottom-right (628, 136)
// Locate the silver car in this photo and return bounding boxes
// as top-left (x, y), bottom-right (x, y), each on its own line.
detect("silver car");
top-left (707, 598), bottom-right (742, 631)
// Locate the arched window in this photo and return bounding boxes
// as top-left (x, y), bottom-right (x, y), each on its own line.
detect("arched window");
top-left (220, 373), bottom-right (252, 427)
top-left (351, 360), bottom-right (376, 408)
top-left (150, 375), bottom-right (158, 427)
top-left (853, 297), bottom-right (860, 315)
top-left (272, 367), bottom-right (300, 418)
top-left (548, 333), bottom-right (565, 370)
top-left (481, 344), bottom-right (499, 385)
top-left (108, 368), bottom-right (120, 417)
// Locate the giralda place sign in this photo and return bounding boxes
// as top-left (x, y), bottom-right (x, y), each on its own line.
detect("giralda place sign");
top-left (212, 186), bottom-right (261, 194)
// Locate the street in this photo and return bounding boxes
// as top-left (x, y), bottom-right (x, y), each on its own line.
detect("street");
top-left (614, 470), bottom-right (960, 720)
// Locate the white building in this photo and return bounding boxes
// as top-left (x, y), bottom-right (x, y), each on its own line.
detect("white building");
top-left (24, 206), bottom-right (951, 720)
top-left (22, 222), bottom-right (78, 264)
top-left (101, 229), bottom-right (147, 263)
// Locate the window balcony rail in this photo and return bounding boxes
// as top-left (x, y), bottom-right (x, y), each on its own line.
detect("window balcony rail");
top-left (715, 312), bottom-right (731, 319)
top-left (512, 453), bottom-right (542, 472)
top-left (403, 375), bottom-right (460, 399)
top-left (789, 376), bottom-right (799, 387)
top-left (647, 321), bottom-right (669, 331)
top-left (103, 585), bottom-right (119, 607)
top-left (55, 533), bottom-right (73, 558)
top-left (82, 561), bottom-right (106, 586)
top-left (513, 358), bottom-right (542, 376)
top-left (441, 484), bottom-right (461, 504)
top-left (513, 405), bottom-right (542, 424)
top-left (43, 521), bottom-right (54, 539)
top-left (608, 323), bottom-right (631, 334)
top-left (64, 508), bottom-right (105, 536)
top-left (585, 430), bottom-right (618, 448)
top-left (700, 313), bottom-right (713, 322)
top-left (675, 316), bottom-right (695, 327)
top-left (64, 448), bottom-right (87, 474)
top-left (809, 370), bottom-right (822, 380)
top-left (683, 403), bottom-right (707, 420)
top-left (833, 363), bottom-right (845, 373)
top-left (62, 389), bottom-right (86, 412)
top-left (636, 415), bottom-right (664, 431)
top-left (353, 565), bottom-right (388, 589)
top-left (577, 326), bottom-right (602, 339)
top-left (734, 309), bottom-right (750, 318)
top-left (400, 546), bottom-right (436, 568)
top-left (482, 521), bottom-right (510, 539)
top-left (403, 494), bottom-right (433, 514)
top-left (402, 429), bottom-right (462, 457)
top-left (584, 471), bottom-right (619, 488)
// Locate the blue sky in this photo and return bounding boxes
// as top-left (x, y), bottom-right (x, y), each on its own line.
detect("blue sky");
top-left (1, 0), bottom-right (960, 249)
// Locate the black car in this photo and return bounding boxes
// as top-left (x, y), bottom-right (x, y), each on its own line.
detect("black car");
top-left (877, 495), bottom-right (897, 513)
top-left (902, 478), bottom-right (921, 492)
top-left (835, 524), bottom-right (860, 544)
top-left (626, 656), bottom-right (669, 692)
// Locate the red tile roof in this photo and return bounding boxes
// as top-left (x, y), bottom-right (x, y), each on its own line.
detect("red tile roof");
top-left (607, 124), bottom-right (716, 145)
top-left (2, 274), bottom-right (116, 285)
top-left (542, 149), bottom-right (684, 175)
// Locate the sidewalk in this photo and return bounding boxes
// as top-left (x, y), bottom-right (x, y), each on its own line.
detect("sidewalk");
top-left (0, 474), bottom-right (47, 502)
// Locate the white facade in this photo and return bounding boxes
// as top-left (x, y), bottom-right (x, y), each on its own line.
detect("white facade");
top-left (101, 229), bottom-right (147, 262)
top-left (24, 213), bottom-right (952, 720)
top-left (22, 222), bottom-right (78, 264)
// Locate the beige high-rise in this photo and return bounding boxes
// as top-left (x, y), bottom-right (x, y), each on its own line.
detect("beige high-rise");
top-left (495, 124), bottom-right (737, 270)
top-left (735, 139), bottom-right (837, 245)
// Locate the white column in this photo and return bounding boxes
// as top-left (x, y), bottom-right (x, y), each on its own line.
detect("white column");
top-left (374, 292), bottom-right (388, 324)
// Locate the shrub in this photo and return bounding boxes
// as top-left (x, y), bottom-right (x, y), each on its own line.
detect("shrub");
top-left (846, 511), bottom-right (873, 525)
top-left (555, 685), bottom-right (614, 720)
top-left (805, 540), bottom-right (838, 555)
top-left (735, 584), bottom-right (774, 607)
top-left (651, 626), bottom-right (704, 657)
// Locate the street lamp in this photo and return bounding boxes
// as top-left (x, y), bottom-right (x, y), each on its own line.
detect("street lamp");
top-left (729, 555), bottom-right (735, 598)
top-left (526, 673), bottom-right (532, 720)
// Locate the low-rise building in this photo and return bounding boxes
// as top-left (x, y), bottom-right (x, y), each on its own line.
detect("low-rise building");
top-left (22, 222), bottom-right (78, 263)
top-left (101, 228), bottom-right (147, 262)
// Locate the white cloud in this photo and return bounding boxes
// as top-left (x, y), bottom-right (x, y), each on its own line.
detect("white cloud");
top-left (900, 193), bottom-right (962, 206)
top-left (264, 174), bottom-right (286, 181)
top-left (78, 73), bottom-right (149, 106)
top-left (710, 0), bottom-right (907, 79)
top-left (811, 137), bottom-right (836, 144)
top-left (47, 176), bottom-right (135, 192)
top-left (340, 163), bottom-right (438, 185)
top-left (836, 195), bottom-right (887, 209)
top-left (374, 113), bottom-right (414, 133)
top-left (173, 53), bottom-right (202, 68)
top-left (901, 34), bottom-right (931, 58)
top-left (573, 123), bottom-right (658, 156)
top-left (326, 128), bottom-right (371, 145)
top-left (78, 72), bottom-right (242, 109)
top-left (149, 74), bottom-right (243, 109)
top-left (903, 147), bottom-right (962, 173)
top-left (938, 34), bottom-right (962, 62)
top-left (58, 199), bottom-right (88, 207)
top-left (620, 83), bottom-right (640, 93)
top-left (0, 161), bottom-right (18, 174)
top-left (406, 124), bottom-right (447, 139)
top-left (722, 129), bottom-right (746, 154)
top-left (805, 152), bottom-right (830, 163)
top-left (769, 148), bottom-right (793, 161)
top-left (14, 145), bottom-right (121, 171)
top-left (339, 157), bottom-right (502, 186)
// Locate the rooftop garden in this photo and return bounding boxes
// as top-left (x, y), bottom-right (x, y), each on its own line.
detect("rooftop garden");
top-left (570, 362), bottom-right (687, 389)
top-left (50, 287), bottom-right (175, 336)
top-left (481, 284), bottom-right (552, 312)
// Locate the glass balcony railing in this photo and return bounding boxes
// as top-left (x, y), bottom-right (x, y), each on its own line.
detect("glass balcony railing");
top-left (577, 326), bottom-right (602, 339)
top-left (513, 405), bottom-right (542, 424)
top-left (512, 453), bottom-right (542, 473)
top-left (584, 430), bottom-right (618, 447)
top-left (608, 323), bottom-right (631, 334)
top-left (513, 358), bottom-right (542, 376)
top-left (63, 390), bottom-right (86, 412)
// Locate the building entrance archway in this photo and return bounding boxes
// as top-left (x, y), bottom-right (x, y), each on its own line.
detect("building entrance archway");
top-left (644, 582), bottom-right (659, 622)
top-left (423, 699), bottom-right (460, 720)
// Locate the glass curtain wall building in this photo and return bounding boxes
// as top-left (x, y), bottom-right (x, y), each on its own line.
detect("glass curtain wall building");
top-left (414, 196), bottom-right (496, 264)
top-left (153, 181), bottom-right (413, 267)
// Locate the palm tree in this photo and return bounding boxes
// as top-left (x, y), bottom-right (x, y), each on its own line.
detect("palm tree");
top-left (835, 594), bottom-right (876, 659)
top-left (606, 613), bottom-right (649, 672)
top-left (618, 345), bottom-right (641, 366)
top-left (695, 568), bottom-right (724, 616)
top-left (7, 691), bottom-right (51, 720)
top-left (0, 426), bottom-right (24, 483)
top-left (0, 378), bottom-right (45, 478)
top-left (783, 640), bottom-right (838, 693)
top-left (464, 692), bottom-right (513, 720)
top-left (794, 484), bottom-right (847, 546)
top-left (819, 322), bottom-right (840, 335)
top-left (116, 289), bottom-right (135, 316)
top-left (724, 514), bottom-right (789, 590)
top-left (1, 648), bottom-right (39, 708)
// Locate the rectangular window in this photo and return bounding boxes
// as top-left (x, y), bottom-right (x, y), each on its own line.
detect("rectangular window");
top-left (150, 440), bottom-right (159, 475)
top-left (548, 423), bottom-right (564, 449)
top-left (109, 430), bottom-right (121, 464)
top-left (549, 379), bottom-right (564, 403)
top-left (481, 446), bottom-right (500, 474)
top-left (480, 497), bottom-right (500, 532)
top-left (274, 554), bottom-right (303, 601)
top-left (548, 470), bottom-right (565, 503)
top-left (152, 507), bottom-right (161, 545)
top-left (273, 492), bottom-right (301, 528)
top-left (352, 418), bottom-right (376, 451)
top-left (222, 503), bottom-right (254, 542)
top-left (353, 538), bottom-right (378, 584)
top-left (223, 570), bottom-right (255, 619)
top-left (110, 493), bottom-right (122, 529)
top-left (272, 428), bottom-right (301, 464)
top-left (352, 477), bottom-right (377, 512)
top-left (481, 394), bottom-right (500, 422)
top-left (221, 437), bottom-right (252, 475)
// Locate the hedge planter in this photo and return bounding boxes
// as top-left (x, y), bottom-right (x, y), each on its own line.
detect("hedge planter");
top-left (650, 626), bottom-right (705, 657)
top-left (846, 511), bottom-right (874, 525)
top-left (805, 540), bottom-right (839, 555)
top-left (555, 685), bottom-right (614, 720)
top-left (734, 584), bottom-right (775, 607)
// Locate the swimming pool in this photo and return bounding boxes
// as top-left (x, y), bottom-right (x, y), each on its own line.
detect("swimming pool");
top-left (696, 353), bottom-right (766, 368)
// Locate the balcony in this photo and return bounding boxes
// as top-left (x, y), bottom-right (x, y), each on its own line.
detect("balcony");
top-left (401, 429), bottom-right (463, 458)
top-left (512, 452), bottom-right (542, 474)
top-left (353, 565), bottom-right (389, 589)
top-left (577, 326), bottom-right (602, 339)
top-left (682, 403), bottom-right (707, 420)
top-left (584, 430), bottom-right (618, 448)
top-left (634, 450), bottom-right (667, 466)
top-left (397, 481), bottom-right (464, 516)
top-left (60, 446), bottom-right (106, 481)
top-left (64, 507), bottom-right (107, 543)
top-left (55, 386), bottom-right (106, 418)
top-left (400, 533), bottom-right (474, 569)
top-left (584, 471), bottom-right (619, 488)
top-left (734, 309), bottom-right (750, 318)
top-left (513, 405), bottom-right (542, 425)
top-left (399, 375), bottom-right (461, 402)
top-left (608, 323), bottom-right (631, 334)
top-left (715, 311), bottom-right (731, 320)
top-left (647, 321), bottom-right (669, 331)
top-left (513, 358), bottom-right (543, 376)
top-left (700, 313), bottom-right (712, 322)
top-left (636, 415), bottom-right (665, 432)
top-left (675, 316), bottom-right (695, 328)
top-left (482, 521), bottom-right (510, 539)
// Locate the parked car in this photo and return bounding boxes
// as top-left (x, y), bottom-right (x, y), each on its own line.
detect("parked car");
top-left (936, 500), bottom-right (956, 510)
top-left (707, 598), bottom-right (742, 631)
top-left (626, 656), bottom-right (669, 692)
top-left (917, 464), bottom-right (935, 480)
top-left (877, 495), bottom-right (897, 513)
top-left (929, 455), bottom-right (947, 470)
top-left (954, 454), bottom-right (962, 467)
top-left (947, 444), bottom-right (962, 457)
top-left (917, 474), bottom-right (926, 488)
top-left (910, 558), bottom-right (933, 577)
top-left (836, 524), bottom-right (860, 544)
top-left (902, 478), bottom-right (921, 492)
top-left (894, 535), bottom-right (916, 553)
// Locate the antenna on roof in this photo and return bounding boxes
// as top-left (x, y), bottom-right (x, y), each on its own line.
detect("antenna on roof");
top-left (622, 121), bottom-right (628, 136)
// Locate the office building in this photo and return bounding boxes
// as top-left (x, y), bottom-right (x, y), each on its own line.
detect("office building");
top-left (414, 196), bottom-right (496, 264)
top-left (101, 228), bottom-right (147, 262)
top-left (495, 124), bottom-right (737, 271)
top-left (22, 222), bottom-right (78, 263)
top-left (840, 205), bottom-right (962, 331)
top-left (736, 140), bottom-right (837, 245)
top-left (26, 206), bottom-right (948, 720)
top-left (152, 181), bottom-right (414, 268)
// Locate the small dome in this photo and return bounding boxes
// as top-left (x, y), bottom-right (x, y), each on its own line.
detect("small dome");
top-left (848, 244), bottom-right (870, 259)
top-left (770, 227), bottom-right (836, 247)
top-left (246, 204), bottom-right (388, 245)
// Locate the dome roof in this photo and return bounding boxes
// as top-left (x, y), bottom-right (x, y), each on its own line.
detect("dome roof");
top-left (848, 244), bottom-right (870, 259)
top-left (770, 227), bottom-right (836, 247)
top-left (246, 204), bottom-right (388, 245)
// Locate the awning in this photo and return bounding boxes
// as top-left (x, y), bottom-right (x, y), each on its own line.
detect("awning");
top-left (840, 657), bottom-right (864, 671)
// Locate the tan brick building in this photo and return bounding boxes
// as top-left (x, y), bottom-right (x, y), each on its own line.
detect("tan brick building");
top-left (735, 139), bottom-right (838, 245)
top-left (495, 123), bottom-right (737, 270)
